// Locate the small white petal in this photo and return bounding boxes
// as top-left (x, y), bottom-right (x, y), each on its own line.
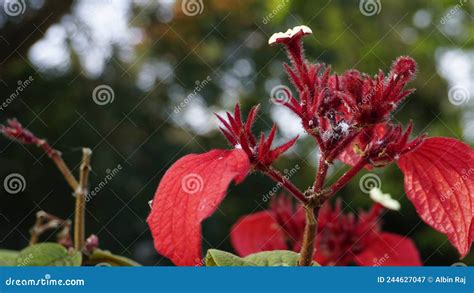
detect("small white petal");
top-left (369, 187), bottom-right (401, 211)
top-left (268, 25), bottom-right (313, 45)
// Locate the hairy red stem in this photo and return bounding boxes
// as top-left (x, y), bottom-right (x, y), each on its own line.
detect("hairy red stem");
top-left (260, 165), bottom-right (307, 204)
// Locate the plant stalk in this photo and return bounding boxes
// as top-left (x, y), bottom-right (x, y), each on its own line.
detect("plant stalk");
top-left (74, 148), bottom-right (92, 251)
top-left (314, 156), bottom-right (328, 191)
top-left (39, 140), bottom-right (79, 190)
top-left (298, 206), bottom-right (317, 266)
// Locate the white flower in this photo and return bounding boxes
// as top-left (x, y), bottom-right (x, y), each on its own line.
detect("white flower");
top-left (369, 187), bottom-right (400, 211)
top-left (268, 25), bottom-right (313, 45)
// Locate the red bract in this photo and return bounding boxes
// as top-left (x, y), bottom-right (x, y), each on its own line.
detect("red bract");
top-left (231, 195), bottom-right (421, 266)
top-left (398, 137), bottom-right (474, 257)
top-left (339, 131), bottom-right (473, 257)
top-left (147, 149), bottom-right (250, 266)
top-left (216, 104), bottom-right (298, 167)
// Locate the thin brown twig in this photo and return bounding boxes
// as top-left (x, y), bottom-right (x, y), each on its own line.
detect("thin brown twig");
top-left (29, 211), bottom-right (71, 246)
top-left (50, 151), bottom-right (79, 190)
top-left (74, 148), bottom-right (92, 251)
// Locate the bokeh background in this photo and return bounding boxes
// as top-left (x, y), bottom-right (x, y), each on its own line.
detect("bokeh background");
top-left (0, 0), bottom-right (473, 266)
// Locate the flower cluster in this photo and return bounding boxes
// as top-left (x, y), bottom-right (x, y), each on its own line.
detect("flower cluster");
top-left (145, 25), bottom-right (473, 266)
top-left (269, 25), bottom-right (422, 166)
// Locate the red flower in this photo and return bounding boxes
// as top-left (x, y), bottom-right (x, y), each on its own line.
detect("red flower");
top-left (231, 194), bottom-right (421, 266)
top-left (145, 25), bottom-right (473, 266)
top-left (270, 25), bottom-right (474, 257)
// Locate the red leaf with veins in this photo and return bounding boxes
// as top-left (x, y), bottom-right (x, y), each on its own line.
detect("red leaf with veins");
top-left (354, 233), bottom-right (422, 266)
top-left (230, 211), bottom-right (288, 256)
top-left (397, 137), bottom-right (474, 257)
top-left (147, 149), bottom-right (250, 266)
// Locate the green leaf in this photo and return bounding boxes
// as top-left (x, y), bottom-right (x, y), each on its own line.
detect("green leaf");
top-left (17, 243), bottom-right (82, 266)
top-left (87, 249), bottom-right (141, 266)
top-left (205, 249), bottom-right (320, 266)
top-left (205, 249), bottom-right (253, 266)
top-left (244, 250), bottom-right (308, 266)
top-left (0, 249), bottom-right (19, 266)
